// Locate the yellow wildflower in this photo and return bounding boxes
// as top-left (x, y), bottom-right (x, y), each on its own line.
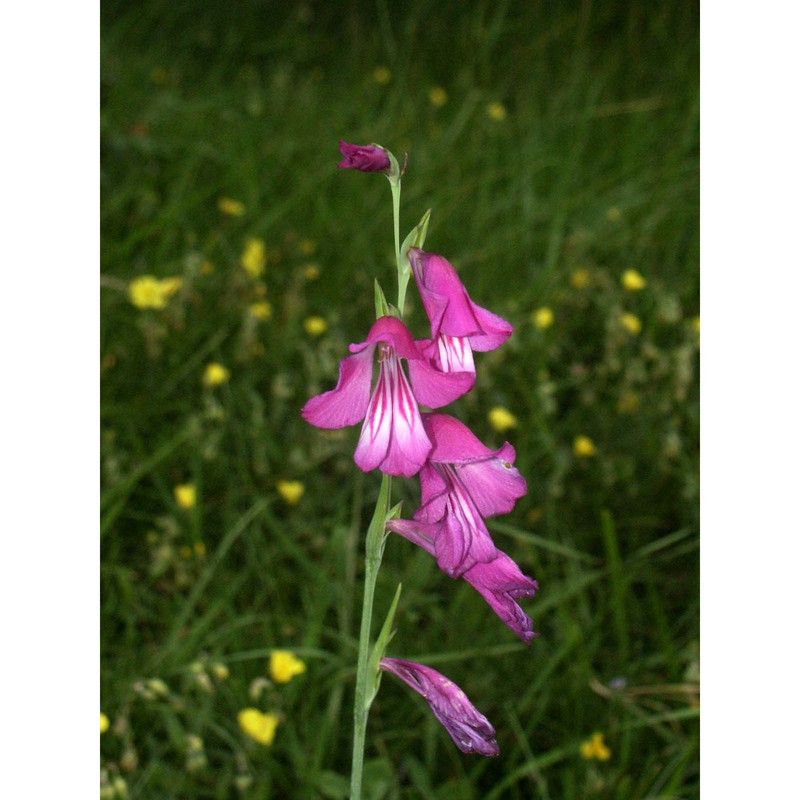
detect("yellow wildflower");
top-left (303, 316), bottom-right (328, 336)
top-left (573, 435), bottom-right (597, 458)
top-left (193, 541), bottom-right (207, 557)
top-left (303, 263), bottom-right (320, 280)
top-left (241, 237), bottom-right (267, 279)
top-left (607, 206), bottom-right (622, 221)
top-left (270, 650), bottom-right (307, 684)
top-left (218, 197), bottom-right (246, 217)
top-left (621, 269), bottom-right (647, 291)
top-left (203, 362), bottom-right (231, 387)
top-left (692, 315), bottom-right (700, 334)
top-left (237, 708), bottom-right (280, 746)
top-left (570, 268), bottom-right (591, 289)
top-left (620, 312), bottom-right (642, 336)
top-left (429, 86), bottom-right (448, 107)
top-left (174, 483), bottom-right (196, 509)
top-left (249, 301), bottom-right (273, 320)
top-left (580, 731), bottom-right (611, 761)
top-left (100, 712), bottom-right (110, 734)
top-left (488, 406), bottom-right (518, 433)
top-left (373, 65), bottom-right (392, 84)
top-left (210, 662), bottom-right (229, 681)
top-left (486, 101), bottom-right (507, 121)
top-left (276, 480), bottom-right (305, 505)
top-left (532, 306), bottom-right (554, 329)
top-left (200, 259), bottom-right (215, 274)
top-left (128, 275), bottom-right (183, 309)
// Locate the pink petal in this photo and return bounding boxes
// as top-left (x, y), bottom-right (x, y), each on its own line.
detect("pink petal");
top-left (464, 554), bottom-right (539, 643)
top-left (434, 480), bottom-right (498, 576)
top-left (410, 249), bottom-right (512, 350)
top-left (407, 356), bottom-right (474, 408)
top-left (456, 454), bottom-right (527, 518)
top-left (354, 351), bottom-right (431, 476)
top-left (362, 315), bottom-right (423, 361)
top-left (385, 519), bottom-right (437, 555)
top-left (423, 414), bottom-right (495, 462)
top-left (302, 345), bottom-right (375, 428)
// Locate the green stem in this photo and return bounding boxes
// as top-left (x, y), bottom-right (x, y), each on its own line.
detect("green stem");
top-left (390, 178), bottom-right (407, 316)
top-left (350, 473), bottom-right (391, 800)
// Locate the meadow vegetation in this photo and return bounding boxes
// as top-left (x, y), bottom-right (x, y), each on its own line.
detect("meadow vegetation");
top-left (101, 2), bottom-right (699, 797)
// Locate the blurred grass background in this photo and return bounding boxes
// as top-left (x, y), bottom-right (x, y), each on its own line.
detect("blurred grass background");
top-left (100, 1), bottom-right (699, 797)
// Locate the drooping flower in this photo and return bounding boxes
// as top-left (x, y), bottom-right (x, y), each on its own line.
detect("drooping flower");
top-left (380, 658), bottom-right (499, 756)
top-left (337, 141), bottom-right (391, 173)
top-left (408, 248), bottom-right (512, 385)
top-left (386, 413), bottom-right (527, 577)
top-left (302, 316), bottom-right (472, 477)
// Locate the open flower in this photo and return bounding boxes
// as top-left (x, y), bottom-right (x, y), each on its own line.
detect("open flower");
top-left (302, 317), bottom-right (472, 477)
top-left (408, 249), bottom-right (512, 384)
top-left (338, 141), bottom-right (391, 172)
top-left (387, 413), bottom-right (527, 576)
top-left (380, 658), bottom-right (499, 756)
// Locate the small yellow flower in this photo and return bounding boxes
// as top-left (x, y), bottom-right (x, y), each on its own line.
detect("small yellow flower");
top-left (488, 406), bottom-right (518, 433)
top-left (606, 206), bottom-right (622, 222)
top-left (303, 263), bottom-right (321, 280)
top-left (241, 237), bottom-right (267, 279)
top-left (486, 101), bottom-right (507, 121)
top-left (570, 268), bottom-right (591, 289)
top-left (580, 731), bottom-right (611, 761)
top-left (193, 541), bottom-right (207, 557)
top-left (201, 259), bottom-right (215, 274)
top-left (532, 306), bottom-right (554, 330)
top-left (373, 65), bottom-right (392, 84)
top-left (573, 435), bottom-right (597, 458)
top-left (210, 662), bottom-right (229, 681)
top-left (128, 275), bottom-right (182, 309)
top-left (218, 197), bottom-right (246, 217)
top-left (429, 86), bottom-right (448, 107)
top-left (203, 362), bottom-right (231, 387)
top-left (303, 316), bottom-right (328, 336)
top-left (692, 315), bottom-right (700, 334)
top-left (249, 301), bottom-right (273, 320)
top-left (621, 269), bottom-right (647, 291)
top-left (100, 712), bottom-right (110, 734)
top-left (276, 480), bottom-right (305, 505)
top-left (620, 312), bottom-right (642, 336)
top-left (270, 650), bottom-right (307, 684)
top-left (237, 708), bottom-right (280, 746)
top-left (174, 483), bottom-right (196, 509)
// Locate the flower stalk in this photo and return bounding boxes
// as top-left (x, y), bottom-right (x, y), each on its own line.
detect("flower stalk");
top-left (350, 472), bottom-right (391, 800)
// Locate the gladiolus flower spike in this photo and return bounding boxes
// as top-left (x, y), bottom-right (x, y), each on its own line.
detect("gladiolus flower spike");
top-left (380, 658), bottom-right (499, 756)
top-left (302, 316), bottom-right (473, 477)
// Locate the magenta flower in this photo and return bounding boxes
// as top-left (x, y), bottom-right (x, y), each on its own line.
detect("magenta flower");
top-left (387, 413), bottom-right (527, 575)
top-left (302, 317), bottom-right (473, 477)
top-left (409, 248), bottom-right (513, 381)
top-left (380, 657), bottom-right (499, 756)
top-left (338, 140), bottom-right (391, 172)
